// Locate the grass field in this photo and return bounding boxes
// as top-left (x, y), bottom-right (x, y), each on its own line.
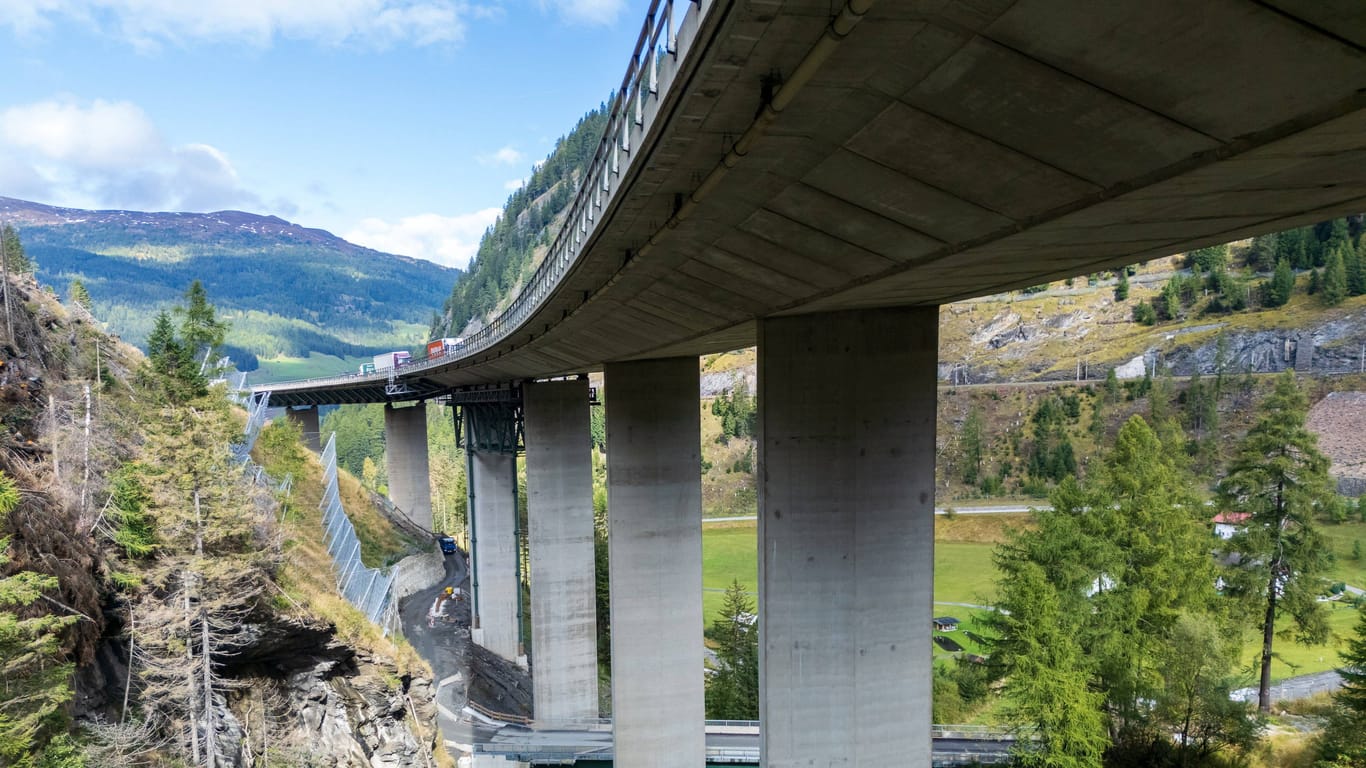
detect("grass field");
top-left (700, 520), bottom-right (1002, 626)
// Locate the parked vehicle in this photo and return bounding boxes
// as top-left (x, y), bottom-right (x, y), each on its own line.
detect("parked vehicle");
top-left (426, 337), bottom-right (466, 359)
top-left (373, 351), bottom-right (412, 372)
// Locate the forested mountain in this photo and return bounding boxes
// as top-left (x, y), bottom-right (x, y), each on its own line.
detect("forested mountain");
top-left (0, 196), bottom-right (459, 370)
top-left (432, 104), bottom-right (608, 337)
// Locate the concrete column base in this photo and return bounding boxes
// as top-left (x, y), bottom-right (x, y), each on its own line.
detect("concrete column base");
top-left (524, 379), bottom-right (599, 720)
top-left (606, 357), bottom-right (704, 767)
top-left (469, 450), bottom-right (521, 662)
top-left (758, 307), bottom-right (937, 767)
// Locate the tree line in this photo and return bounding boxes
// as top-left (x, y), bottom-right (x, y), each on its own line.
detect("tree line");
top-left (986, 372), bottom-right (1366, 767)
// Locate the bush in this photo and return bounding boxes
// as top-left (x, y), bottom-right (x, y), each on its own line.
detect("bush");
top-left (1132, 300), bottom-right (1156, 325)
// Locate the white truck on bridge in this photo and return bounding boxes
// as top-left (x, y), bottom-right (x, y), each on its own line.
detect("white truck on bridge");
top-left (373, 350), bottom-right (411, 372)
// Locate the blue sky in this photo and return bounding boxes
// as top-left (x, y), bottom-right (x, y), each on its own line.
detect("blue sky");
top-left (0, 1), bottom-right (646, 268)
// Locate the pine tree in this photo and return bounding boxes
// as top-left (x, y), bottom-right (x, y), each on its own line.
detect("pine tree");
top-left (704, 580), bottom-right (758, 719)
top-left (0, 224), bottom-right (31, 273)
top-left (1345, 242), bottom-right (1366, 297)
top-left (1264, 258), bottom-right (1294, 307)
top-left (0, 471), bottom-right (78, 766)
top-left (1316, 606), bottom-right (1366, 764)
top-left (1248, 233), bottom-right (1277, 271)
top-left (68, 279), bottom-right (92, 310)
top-left (178, 280), bottom-right (228, 367)
top-left (1218, 372), bottom-right (1334, 712)
top-left (1323, 248), bottom-right (1348, 306)
top-left (1114, 270), bottom-right (1129, 301)
top-left (992, 416), bottom-right (1245, 762)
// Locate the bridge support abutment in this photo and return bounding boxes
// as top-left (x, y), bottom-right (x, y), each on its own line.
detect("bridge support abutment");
top-left (465, 406), bottom-right (525, 665)
top-left (284, 405), bottom-right (321, 452)
top-left (383, 403), bottom-right (432, 530)
top-left (605, 357), bottom-right (705, 767)
top-left (758, 306), bottom-right (937, 767)
top-left (523, 379), bottom-right (599, 720)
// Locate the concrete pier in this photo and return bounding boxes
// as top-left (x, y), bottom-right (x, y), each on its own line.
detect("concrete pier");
top-left (284, 405), bottom-right (321, 452)
top-left (468, 439), bottom-right (523, 664)
top-left (383, 403), bottom-right (432, 530)
top-left (605, 358), bottom-right (704, 767)
top-left (757, 307), bottom-right (937, 767)
top-left (523, 379), bottom-right (599, 720)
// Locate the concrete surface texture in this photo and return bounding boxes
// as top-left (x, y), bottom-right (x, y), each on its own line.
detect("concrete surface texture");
top-left (266, 0), bottom-right (1366, 406)
top-left (523, 379), bottom-right (600, 720)
top-left (605, 357), bottom-right (706, 767)
top-left (284, 405), bottom-right (321, 452)
top-left (384, 403), bottom-right (433, 530)
top-left (469, 449), bottom-right (522, 662)
top-left (758, 307), bottom-right (938, 766)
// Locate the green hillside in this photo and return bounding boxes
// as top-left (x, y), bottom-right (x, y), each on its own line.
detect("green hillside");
top-left (7, 199), bottom-right (459, 376)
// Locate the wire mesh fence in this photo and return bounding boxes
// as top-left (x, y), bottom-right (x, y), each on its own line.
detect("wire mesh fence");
top-left (319, 432), bottom-right (400, 633)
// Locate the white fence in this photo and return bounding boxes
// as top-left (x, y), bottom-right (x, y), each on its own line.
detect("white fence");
top-left (319, 432), bottom-right (400, 633)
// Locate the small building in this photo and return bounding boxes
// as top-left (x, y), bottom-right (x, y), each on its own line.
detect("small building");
top-left (1212, 512), bottom-right (1251, 540)
top-left (933, 616), bottom-right (961, 632)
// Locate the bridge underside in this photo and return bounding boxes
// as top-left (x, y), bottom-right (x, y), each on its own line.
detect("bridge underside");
top-left (266, 0), bottom-right (1365, 407)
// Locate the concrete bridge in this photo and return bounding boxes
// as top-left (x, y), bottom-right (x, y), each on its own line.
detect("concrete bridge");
top-left (260, 0), bottom-right (1366, 765)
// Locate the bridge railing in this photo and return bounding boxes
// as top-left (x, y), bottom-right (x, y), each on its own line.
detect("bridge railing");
top-left (263, 0), bottom-right (713, 394)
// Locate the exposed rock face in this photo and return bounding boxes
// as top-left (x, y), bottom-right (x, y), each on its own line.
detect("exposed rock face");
top-left (270, 651), bottom-right (436, 768)
top-left (1114, 355), bottom-right (1147, 380)
top-left (1306, 391), bottom-right (1366, 496)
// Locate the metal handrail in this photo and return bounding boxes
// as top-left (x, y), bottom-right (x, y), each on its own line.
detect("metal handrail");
top-left (263, 0), bottom-right (710, 394)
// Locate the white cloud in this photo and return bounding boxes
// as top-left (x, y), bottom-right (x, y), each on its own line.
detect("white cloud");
top-left (503, 178), bottom-right (524, 191)
top-left (345, 208), bottom-right (500, 269)
top-left (1, 98), bottom-right (161, 169)
top-left (540, 0), bottom-right (626, 26)
top-left (0, 97), bottom-right (265, 212)
top-left (478, 145), bottom-right (524, 166)
top-left (1, 0), bottom-right (471, 49)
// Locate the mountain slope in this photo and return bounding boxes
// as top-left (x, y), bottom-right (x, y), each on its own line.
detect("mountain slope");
top-left (433, 104), bottom-right (607, 337)
top-left (1, 196), bottom-right (459, 372)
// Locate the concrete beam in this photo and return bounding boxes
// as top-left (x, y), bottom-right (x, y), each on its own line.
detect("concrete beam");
top-left (523, 379), bottom-right (599, 721)
top-left (284, 406), bottom-right (321, 452)
top-left (466, 408), bottom-right (523, 664)
top-left (758, 307), bottom-right (937, 767)
top-left (605, 357), bottom-right (704, 767)
top-left (384, 403), bottom-right (432, 530)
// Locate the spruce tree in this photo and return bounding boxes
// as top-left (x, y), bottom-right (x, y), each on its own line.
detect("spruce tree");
top-left (0, 224), bottom-right (30, 273)
top-left (704, 580), bottom-right (758, 719)
top-left (1265, 258), bottom-right (1294, 307)
top-left (0, 471), bottom-right (78, 765)
top-left (1114, 270), bottom-right (1129, 301)
top-left (68, 279), bottom-right (92, 310)
top-left (1345, 242), bottom-right (1366, 297)
top-left (1316, 606), bottom-right (1366, 763)
top-left (178, 280), bottom-right (228, 366)
top-left (1218, 372), bottom-right (1334, 712)
top-left (1323, 248), bottom-right (1348, 306)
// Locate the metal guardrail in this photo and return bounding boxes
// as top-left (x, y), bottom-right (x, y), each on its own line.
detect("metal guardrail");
top-left (264, 0), bottom-right (710, 396)
top-left (319, 432), bottom-right (400, 632)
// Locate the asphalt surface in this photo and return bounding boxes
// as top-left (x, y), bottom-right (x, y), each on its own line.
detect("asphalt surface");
top-left (1231, 670), bottom-right (1344, 704)
top-left (396, 549), bottom-right (503, 752)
